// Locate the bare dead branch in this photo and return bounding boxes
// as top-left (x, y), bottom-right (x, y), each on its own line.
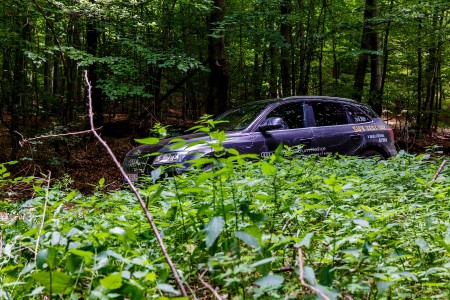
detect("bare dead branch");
top-left (198, 270), bottom-right (223, 300)
top-left (428, 159), bottom-right (447, 191)
top-left (16, 128), bottom-right (101, 147)
top-left (297, 248), bottom-right (330, 300)
top-left (84, 71), bottom-right (188, 297)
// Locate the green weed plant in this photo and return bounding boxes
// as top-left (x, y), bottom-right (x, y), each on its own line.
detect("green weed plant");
top-left (1, 123), bottom-right (450, 299)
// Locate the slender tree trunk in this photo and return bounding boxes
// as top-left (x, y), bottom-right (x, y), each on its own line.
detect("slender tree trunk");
top-left (352, 0), bottom-right (372, 102)
top-left (252, 53), bottom-right (262, 100)
top-left (424, 5), bottom-right (441, 133)
top-left (9, 17), bottom-right (30, 160)
top-left (269, 43), bottom-right (278, 98)
top-left (380, 0), bottom-right (394, 99)
top-left (369, 20), bottom-right (382, 115)
top-left (280, 0), bottom-right (292, 97)
top-left (297, 0), bottom-right (307, 95)
top-left (416, 0), bottom-right (423, 127)
top-left (43, 27), bottom-right (52, 115)
top-left (318, 0), bottom-right (327, 95)
top-left (207, 0), bottom-right (229, 116)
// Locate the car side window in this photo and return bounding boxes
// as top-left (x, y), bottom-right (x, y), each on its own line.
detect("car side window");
top-left (345, 104), bottom-right (372, 123)
top-left (310, 101), bottom-right (348, 126)
top-left (266, 102), bottom-right (305, 129)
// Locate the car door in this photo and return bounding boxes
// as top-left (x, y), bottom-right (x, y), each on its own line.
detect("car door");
top-left (249, 101), bottom-right (314, 158)
top-left (307, 100), bottom-right (364, 156)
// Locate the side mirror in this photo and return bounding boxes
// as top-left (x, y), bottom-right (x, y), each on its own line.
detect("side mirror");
top-left (259, 117), bottom-right (286, 133)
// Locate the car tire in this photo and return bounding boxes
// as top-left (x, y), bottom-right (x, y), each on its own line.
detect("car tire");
top-left (360, 149), bottom-right (384, 159)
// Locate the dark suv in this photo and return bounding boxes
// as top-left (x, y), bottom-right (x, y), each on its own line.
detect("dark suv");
top-left (123, 96), bottom-right (397, 181)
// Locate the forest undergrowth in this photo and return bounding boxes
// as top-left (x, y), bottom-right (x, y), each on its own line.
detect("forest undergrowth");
top-left (1, 146), bottom-right (450, 299)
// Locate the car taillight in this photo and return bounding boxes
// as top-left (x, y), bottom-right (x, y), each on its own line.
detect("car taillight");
top-left (388, 128), bottom-right (394, 139)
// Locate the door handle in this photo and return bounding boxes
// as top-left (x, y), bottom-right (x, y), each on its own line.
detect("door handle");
top-left (299, 138), bottom-right (312, 145)
top-left (350, 134), bottom-right (362, 141)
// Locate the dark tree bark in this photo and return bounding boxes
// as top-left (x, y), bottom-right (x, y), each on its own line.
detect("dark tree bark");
top-left (280, 0), bottom-right (292, 97)
top-left (352, 0), bottom-right (373, 102)
top-left (8, 17), bottom-right (30, 160)
top-left (269, 43), bottom-right (278, 98)
top-left (416, 4), bottom-right (423, 126)
top-left (43, 26), bottom-right (52, 113)
top-left (297, 0), bottom-right (312, 95)
top-left (369, 24), bottom-right (382, 115)
top-left (207, 0), bottom-right (229, 116)
top-left (318, 0), bottom-right (328, 96)
top-left (423, 5), bottom-right (441, 133)
top-left (353, 0), bottom-right (382, 115)
top-left (252, 53), bottom-right (262, 100)
top-left (380, 0), bottom-right (394, 99)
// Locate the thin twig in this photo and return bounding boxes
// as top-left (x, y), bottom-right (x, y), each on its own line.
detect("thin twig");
top-left (16, 128), bottom-right (102, 147)
top-left (84, 71), bottom-right (188, 297)
top-left (297, 248), bottom-right (330, 300)
top-left (35, 171), bottom-right (51, 261)
top-left (427, 159), bottom-right (447, 191)
top-left (198, 270), bottom-right (223, 300)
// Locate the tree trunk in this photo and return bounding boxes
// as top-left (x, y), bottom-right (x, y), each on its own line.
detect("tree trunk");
top-left (280, 0), bottom-right (292, 97)
top-left (207, 0), bottom-right (229, 116)
top-left (369, 20), bottom-right (382, 115)
top-left (416, 0), bottom-right (423, 127)
top-left (424, 5), bottom-right (441, 133)
top-left (43, 26), bottom-right (52, 115)
top-left (380, 0), bottom-right (394, 99)
top-left (252, 53), bottom-right (262, 100)
top-left (352, 0), bottom-right (372, 102)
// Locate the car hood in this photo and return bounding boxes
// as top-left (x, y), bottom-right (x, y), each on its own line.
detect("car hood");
top-left (126, 131), bottom-right (244, 156)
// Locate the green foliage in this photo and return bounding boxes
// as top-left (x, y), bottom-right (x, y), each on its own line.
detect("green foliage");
top-left (1, 146), bottom-right (450, 298)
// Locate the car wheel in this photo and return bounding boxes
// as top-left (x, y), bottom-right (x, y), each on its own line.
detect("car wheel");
top-left (360, 149), bottom-right (384, 159)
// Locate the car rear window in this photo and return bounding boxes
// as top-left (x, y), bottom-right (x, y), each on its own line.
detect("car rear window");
top-left (310, 101), bottom-right (348, 126)
top-left (345, 104), bottom-right (372, 123)
top-left (358, 105), bottom-right (379, 119)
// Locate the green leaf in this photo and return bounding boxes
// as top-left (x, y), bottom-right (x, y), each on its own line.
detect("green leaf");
top-left (294, 232), bottom-right (314, 249)
top-left (31, 271), bottom-right (71, 294)
top-left (134, 137), bottom-right (159, 144)
top-left (36, 249), bottom-right (48, 270)
top-left (303, 266), bottom-right (316, 285)
top-left (254, 274), bottom-right (284, 288)
top-left (235, 231), bottom-right (259, 249)
top-left (261, 162), bottom-right (277, 176)
top-left (100, 273), bottom-right (122, 290)
top-left (35, 248), bottom-right (57, 269)
top-left (69, 249), bottom-right (93, 265)
top-left (250, 257), bottom-right (277, 268)
top-left (204, 216), bottom-right (225, 248)
top-left (157, 283), bottom-right (181, 295)
top-left (318, 266), bottom-right (334, 286)
top-left (415, 238), bottom-right (429, 250)
top-left (353, 219), bottom-right (370, 228)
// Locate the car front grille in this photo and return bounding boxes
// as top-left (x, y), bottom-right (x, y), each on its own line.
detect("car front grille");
top-left (123, 155), bottom-right (150, 174)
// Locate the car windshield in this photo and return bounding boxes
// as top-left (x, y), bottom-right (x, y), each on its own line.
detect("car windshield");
top-left (215, 101), bottom-right (271, 131)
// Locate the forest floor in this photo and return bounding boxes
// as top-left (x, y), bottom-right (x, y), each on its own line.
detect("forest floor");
top-left (1, 116), bottom-right (450, 196)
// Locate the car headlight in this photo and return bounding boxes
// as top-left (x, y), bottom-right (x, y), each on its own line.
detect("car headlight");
top-left (153, 152), bottom-right (189, 165)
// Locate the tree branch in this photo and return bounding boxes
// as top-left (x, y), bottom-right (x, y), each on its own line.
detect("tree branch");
top-left (84, 71), bottom-right (188, 297)
top-left (297, 248), bottom-right (330, 300)
top-left (198, 270), bottom-right (222, 300)
top-left (16, 128), bottom-right (101, 147)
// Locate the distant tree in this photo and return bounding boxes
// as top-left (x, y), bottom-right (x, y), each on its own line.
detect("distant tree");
top-left (207, 0), bottom-right (229, 116)
top-left (353, 0), bottom-right (382, 115)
